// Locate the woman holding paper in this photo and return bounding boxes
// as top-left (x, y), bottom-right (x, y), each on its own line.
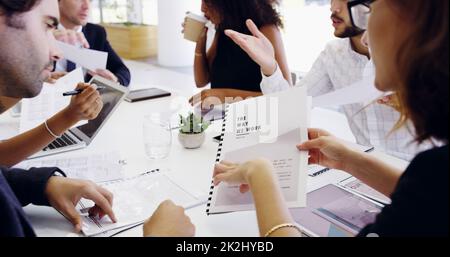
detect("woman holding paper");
top-left (0, 82), bottom-right (103, 167)
top-left (214, 0), bottom-right (448, 236)
top-left (185, 0), bottom-right (292, 108)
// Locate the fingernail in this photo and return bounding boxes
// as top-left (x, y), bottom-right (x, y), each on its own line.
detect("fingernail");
top-left (91, 83), bottom-right (98, 90)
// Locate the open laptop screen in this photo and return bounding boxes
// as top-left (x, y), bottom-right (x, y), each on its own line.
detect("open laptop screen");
top-left (72, 76), bottom-right (128, 140)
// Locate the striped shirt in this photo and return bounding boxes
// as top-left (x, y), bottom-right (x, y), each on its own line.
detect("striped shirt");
top-left (261, 38), bottom-right (429, 161)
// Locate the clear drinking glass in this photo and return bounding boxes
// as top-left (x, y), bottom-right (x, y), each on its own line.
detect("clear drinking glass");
top-left (143, 113), bottom-right (172, 160)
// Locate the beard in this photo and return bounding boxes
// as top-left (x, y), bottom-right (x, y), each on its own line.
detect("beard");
top-left (0, 29), bottom-right (48, 99)
top-left (0, 63), bottom-right (45, 98)
top-left (336, 25), bottom-right (365, 38)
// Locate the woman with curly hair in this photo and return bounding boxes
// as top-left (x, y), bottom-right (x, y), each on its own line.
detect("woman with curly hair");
top-left (186, 0), bottom-right (292, 108)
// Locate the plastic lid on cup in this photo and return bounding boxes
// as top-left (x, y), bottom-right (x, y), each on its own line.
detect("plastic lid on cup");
top-left (187, 12), bottom-right (208, 23)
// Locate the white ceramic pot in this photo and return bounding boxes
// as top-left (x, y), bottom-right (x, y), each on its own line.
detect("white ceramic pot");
top-left (178, 132), bottom-right (206, 149)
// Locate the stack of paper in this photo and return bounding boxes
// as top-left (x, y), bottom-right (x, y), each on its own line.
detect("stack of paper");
top-left (76, 170), bottom-right (206, 237)
top-left (15, 151), bottom-right (124, 183)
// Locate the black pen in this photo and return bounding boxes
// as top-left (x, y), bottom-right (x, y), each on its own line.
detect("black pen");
top-left (63, 85), bottom-right (105, 96)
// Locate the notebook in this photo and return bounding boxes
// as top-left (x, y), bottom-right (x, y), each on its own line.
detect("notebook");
top-left (291, 184), bottom-right (384, 237)
top-left (76, 169), bottom-right (206, 237)
top-left (206, 87), bottom-right (311, 215)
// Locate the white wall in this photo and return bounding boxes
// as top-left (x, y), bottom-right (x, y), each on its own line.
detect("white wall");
top-left (157, 0), bottom-right (201, 67)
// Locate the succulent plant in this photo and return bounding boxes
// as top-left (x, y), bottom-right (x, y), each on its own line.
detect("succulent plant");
top-left (179, 112), bottom-right (210, 134)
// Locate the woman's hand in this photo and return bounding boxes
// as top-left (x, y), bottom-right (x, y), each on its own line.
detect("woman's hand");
top-left (189, 88), bottom-right (226, 108)
top-left (213, 159), bottom-right (274, 194)
top-left (225, 19), bottom-right (277, 76)
top-left (189, 88), bottom-right (224, 107)
top-left (182, 14), bottom-right (209, 48)
top-left (297, 129), bottom-right (355, 172)
top-left (62, 83), bottom-right (103, 123)
top-left (143, 200), bottom-right (195, 237)
top-left (377, 94), bottom-right (401, 112)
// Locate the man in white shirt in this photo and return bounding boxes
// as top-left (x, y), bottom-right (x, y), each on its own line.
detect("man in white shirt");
top-left (224, 0), bottom-right (427, 160)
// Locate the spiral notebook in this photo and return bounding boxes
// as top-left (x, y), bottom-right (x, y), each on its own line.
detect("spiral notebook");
top-left (76, 169), bottom-right (206, 237)
top-left (206, 87), bottom-right (311, 215)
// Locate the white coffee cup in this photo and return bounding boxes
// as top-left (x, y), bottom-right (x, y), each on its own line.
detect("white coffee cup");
top-left (184, 12), bottom-right (208, 42)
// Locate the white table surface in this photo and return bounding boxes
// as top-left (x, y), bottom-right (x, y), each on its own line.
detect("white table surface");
top-left (1, 61), bottom-right (408, 237)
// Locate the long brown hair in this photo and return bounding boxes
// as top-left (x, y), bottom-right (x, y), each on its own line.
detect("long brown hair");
top-left (390, 0), bottom-right (449, 144)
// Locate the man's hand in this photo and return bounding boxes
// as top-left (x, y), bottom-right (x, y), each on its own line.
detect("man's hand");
top-left (45, 176), bottom-right (117, 232)
top-left (88, 69), bottom-right (118, 83)
top-left (63, 83), bottom-right (103, 123)
top-left (45, 71), bottom-right (67, 84)
top-left (54, 29), bottom-right (90, 48)
top-left (143, 200), bottom-right (195, 237)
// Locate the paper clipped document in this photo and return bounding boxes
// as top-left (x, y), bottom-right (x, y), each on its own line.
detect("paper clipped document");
top-left (19, 68), bottom-right (87, 133)
top-left (77, 170), bottom-right (206, 237)
top-left (14, 151), bottom-right (124, 183)
top-left (206, 86), bottom-right (311, 214)
top-left (56, 41), bottom-right (108, 71)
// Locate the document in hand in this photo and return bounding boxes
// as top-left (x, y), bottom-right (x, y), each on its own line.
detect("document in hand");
top-left (19, 68), bottom-right (87, 133)
top-left (206, 87), bottom-right (311, 214)
top-left (56, 41), bottom-right (108, 71)
top-left (77, 170), bottom-right (205, 237)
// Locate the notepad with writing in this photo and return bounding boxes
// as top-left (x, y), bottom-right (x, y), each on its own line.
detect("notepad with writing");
top-left (206, 87), bottom-right (311, 214)
top-left (77, 169), bottom-right (206, 237)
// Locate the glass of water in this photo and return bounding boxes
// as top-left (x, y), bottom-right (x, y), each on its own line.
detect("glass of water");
top-left (143, 113), bottom-right (172, 160)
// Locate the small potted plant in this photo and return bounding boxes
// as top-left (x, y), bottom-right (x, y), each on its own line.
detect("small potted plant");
top-left (178, 112), bottom-right (210, 149)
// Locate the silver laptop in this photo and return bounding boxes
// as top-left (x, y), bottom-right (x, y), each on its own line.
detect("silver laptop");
top-left (29, 76), bottom-right (129, 159)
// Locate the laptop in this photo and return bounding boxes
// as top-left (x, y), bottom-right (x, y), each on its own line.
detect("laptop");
top-left (29, 76), bottom-right (129, 159)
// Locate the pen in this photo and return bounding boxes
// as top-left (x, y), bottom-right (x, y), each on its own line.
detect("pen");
top-left (63, 85), bottom-right (105, 96)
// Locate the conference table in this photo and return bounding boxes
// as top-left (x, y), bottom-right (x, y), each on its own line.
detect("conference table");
top-left (1, 61), bottom-right (408, 237)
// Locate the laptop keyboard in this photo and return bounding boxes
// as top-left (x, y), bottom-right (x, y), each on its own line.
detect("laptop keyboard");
top-left (43, 133), bottom-right (78, 151)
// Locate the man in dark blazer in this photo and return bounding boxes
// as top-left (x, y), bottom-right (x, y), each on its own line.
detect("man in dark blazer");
top-left (0, 0), bottom-right (118, 236)
top-left (55, 0), bottom-right (131, 87)
top-left (1, 0), bottom-right (195, 238)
